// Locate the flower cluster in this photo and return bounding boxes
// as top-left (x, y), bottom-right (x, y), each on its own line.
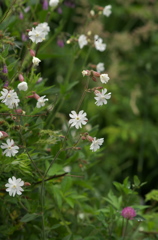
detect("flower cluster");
top-left (121, 207), bottom-right (136, 220)
top-left (28, 22), bottom-right (50, 44)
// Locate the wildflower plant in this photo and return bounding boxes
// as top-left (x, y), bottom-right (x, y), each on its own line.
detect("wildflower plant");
top-left (0, 0), bottom-right (157, 239)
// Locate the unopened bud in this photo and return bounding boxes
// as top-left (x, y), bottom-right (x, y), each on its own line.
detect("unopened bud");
top-left (18, 74), bottom-right (24, 82)
top-left (0, 131), bottom-right (9, 139)
top-left (86, 135), bottom-right (94, 142)
top-left (30, 49), bottom-right (36, 57)
top-left (92, 71), bottom-right (100, 77)
top-left (2, 65), bottom-right (8, 74)
top-left (24, 182), bottom-right (31, 186)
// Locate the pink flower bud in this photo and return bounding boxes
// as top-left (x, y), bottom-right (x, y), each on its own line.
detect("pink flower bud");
top-left (18, 74), bottom-right (24, 82)
top-left (27, 92), bottom-right (40, 100)
top-left (0, 131), bottom-right (9, 139)
top-left (15, 109), bottom-right (23, 114)
top-left (86, 135), bottom-right (94, 142)
top-left (30, 49), bottom-right (36, 57)
top-left (92, 71), bottom-right (100, 77)
top-left (121, 207), bottom-right (136, 220)
top-left (24, 182), bottom-right (31, 186)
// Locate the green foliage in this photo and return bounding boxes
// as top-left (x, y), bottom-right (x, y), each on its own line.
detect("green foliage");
top-left (0, 0), bottom-right (158, 239)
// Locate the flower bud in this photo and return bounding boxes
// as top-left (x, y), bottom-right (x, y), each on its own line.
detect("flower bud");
top-left (18, 74), bottom-right (24, 82)
top-left (2, 65), bottom-right (8, 74)
top-left (30, 49), bottom-right (36, 57)
top-left (0, 131), bottom-right (9, 139)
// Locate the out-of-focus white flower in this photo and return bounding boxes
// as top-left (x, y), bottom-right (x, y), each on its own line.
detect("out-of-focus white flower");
top-left (0, 88), bottom-right (20, 109)
top-left (49, 0), bottom-right (59, 7)
top-left (63, 166), bottom-right (71, 173)
top-left (78, 34), bottom-right (88, 49)
top-left (5, 176), bottom-right (24, 197)
top-left (36, 22), bottom-right (50, 35)
top-left (100, 73), bottom-right (110, 84)
top-left (17, 82), bottom-right (28, 91)
top-left (36, 95), bottom-right (48, 108)
top-left (94, 89), bottom-right (111, 106)
top-left (78, 213), bottom-right (85, 220)
top-left (28, 27), bottom-right (46, 43)
top-left (94, 35), bottom-right (106, 52)
top-left (69, 110), bottom-right (88, 129)
top-left (32, 56), bottom-right (41, 66)
top-left (96, 62), bottom-right (105, 73)
top-left (90, 10), bottom-right (95, 16)
top-left (103, 5), bottom-right (112, 17)
top-left (1, 139), bottom-right (19, 157)
top-left (90, 137), bottom-right (104, 152)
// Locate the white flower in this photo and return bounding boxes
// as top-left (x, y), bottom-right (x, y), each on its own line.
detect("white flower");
top-left (63, 166), bottom-right (71, 173)
top-left (96, 63), bottom-right (105, 73)
top-left (5, 176), bottom-right (24, 197)
top-left (49, 0), bottom-right (59, 7)
top-left (0, 88), bottom-right (20, 109)
top-left (36, 22), bottom-right (50, 35)
top-left (90, 137), bottom-right (104, 152)
top-left (36, 95), bottom-right (48, 108)
top-left (94, 89), bottom-right (111, 106)
top-left (28, 27), bottom-right (46, 44)
top-left (82, 70), bottom-right (88, 76)
top-left (1, 139), bottom-right (19, 157)
top-left (69, 110), bottom-right (88, 129)
top-left (78, 34), bottom-right (88, 49)
top-left (103, 5), bottom-right (112, 17)
top-left (17, 82), bottom-right (28, 91)
top-left (94, 35), bottom-right (106, 52)
top-left (100, 73), bottom-right (110, 84)
top-left (32, 56), bottom-right (41, 66)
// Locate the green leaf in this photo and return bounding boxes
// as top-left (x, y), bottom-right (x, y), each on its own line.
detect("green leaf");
top-left (20, 213), bottom-right (40, 223)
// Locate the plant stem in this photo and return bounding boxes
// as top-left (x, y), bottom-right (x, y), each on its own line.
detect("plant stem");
top-left (122, 219), bottom-right (129, 240)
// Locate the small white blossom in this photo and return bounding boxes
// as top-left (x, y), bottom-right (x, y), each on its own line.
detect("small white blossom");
top-left (96, 62), bottom-right (105, 73)
top-left (36, 95), bottom-right (48, 108)
top-left (1, 139), bottom-right (19, 157)
top-left (5, 176), bottom-right (24, 197)
top-left (0, 88), bottom-right (20, 109)
top-left (94, 35), bottom-right (106, 52)
top-left (82, 70), bottom-right (88, 76)
top-left (63, 166), bottom-right (71, 173)
top-left (90, 137), bottom-right (104, 152)
top-left (28, 27), bottom-right (46, 44)
top-left (103, 5), bottom-right (112, 17)
top-left (69, 110), bottom-right (88, 129)
top-left (36, 22), bottom-right (50, 35)
top-left (32, 56), bottom-right (41, 66)
top-left (49, 0), bottom-right (59, 7)
top-left (94, 89), bottom-right (111, 106)
top-left (17, 82), bottom-right (28, 91)
top-left (100, 73), bottom-right (110, 84)
top-left (78, 34), bottom-right (88, 49)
